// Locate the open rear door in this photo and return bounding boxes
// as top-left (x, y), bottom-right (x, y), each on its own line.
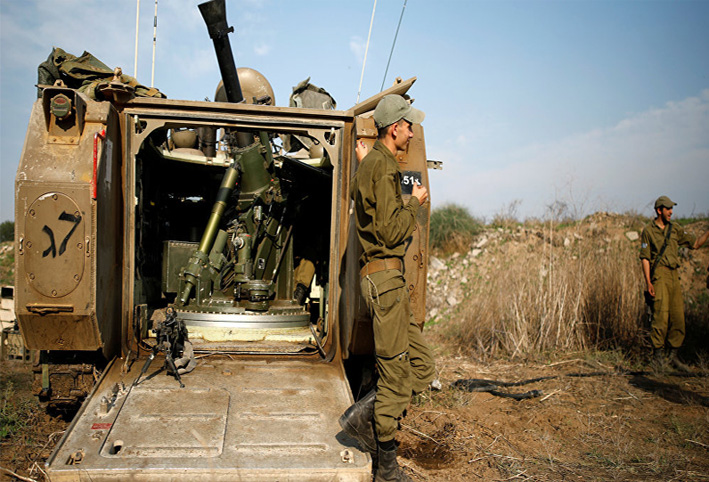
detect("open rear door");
top-left (345, 77), bottom-right (431, 357)
top-left (46, 357), bottom-right (370, 481)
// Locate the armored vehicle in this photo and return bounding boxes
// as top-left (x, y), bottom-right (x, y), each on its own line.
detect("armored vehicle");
top-left (14, 1), bottom-right (435, 479)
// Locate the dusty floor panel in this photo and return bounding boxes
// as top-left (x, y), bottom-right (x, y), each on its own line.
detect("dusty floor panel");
top-left (46, 357), bottom-right (371, 481)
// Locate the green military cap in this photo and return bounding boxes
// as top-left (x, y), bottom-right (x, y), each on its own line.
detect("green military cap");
top-left (654, 195), bottom-right (677, 209)
top-left (373, 94), bottom-right (425, 129)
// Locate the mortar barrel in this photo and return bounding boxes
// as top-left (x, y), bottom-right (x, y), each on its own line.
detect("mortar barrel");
top-left (199, 0), bottom-right (244, 104)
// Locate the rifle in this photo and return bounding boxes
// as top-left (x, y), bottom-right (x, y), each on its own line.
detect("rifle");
top-left (133, 306), bottom-right (195, 388)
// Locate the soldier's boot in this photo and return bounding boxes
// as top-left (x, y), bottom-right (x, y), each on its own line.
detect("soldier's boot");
top-left (668, 348), bottom-right (691, 373)
top-left (650, 348), bottom-right (665, 371)
top-left (293, 283), bottom-right (309, 305)
top-left (374, 441), bottom-right (412, 482)
top-left (338, 389), bottom-right (377, 454)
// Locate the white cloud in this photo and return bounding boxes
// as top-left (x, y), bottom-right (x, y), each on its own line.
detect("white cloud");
top-left (349, 36), bottom-right (365, 64)
top-left (254, 44), bottom-right (271, 56)
top-left (430, 90), bottom-right (709, 219)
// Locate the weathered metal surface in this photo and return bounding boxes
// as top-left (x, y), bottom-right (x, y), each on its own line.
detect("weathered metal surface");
top-left (349, 77), bottom-right (417, 116)
top-left (46, 357), bottom-right (371, 481)
top-left (15, 91), bottom-right (123, 357)
top-left (345, 102), bottom-right (430, 356)
top-left (400, 123), bottom-right (431, 330)
top-left (24, 192), bottom-right (85, 298)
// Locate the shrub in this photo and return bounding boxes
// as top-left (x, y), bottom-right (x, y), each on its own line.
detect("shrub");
top-left (0, 221), bottom-right (13, 242)
top-left (429, 204), bottom-right (483, 255)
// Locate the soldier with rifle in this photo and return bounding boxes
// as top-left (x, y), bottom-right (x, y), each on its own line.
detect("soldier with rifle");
top-left (640, 195), bottom-right (709, 370)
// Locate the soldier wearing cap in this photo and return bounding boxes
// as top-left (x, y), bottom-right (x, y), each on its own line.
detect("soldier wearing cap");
top-left (640, 195), bottom-right (709, 370)
top-left (339, 95), bottom-right (434, 482)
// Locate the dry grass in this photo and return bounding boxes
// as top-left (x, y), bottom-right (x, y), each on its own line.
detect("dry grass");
top-left (445, 234), bottom-right (643, 356)
top-left (433, 214), bottom-right (709, 360)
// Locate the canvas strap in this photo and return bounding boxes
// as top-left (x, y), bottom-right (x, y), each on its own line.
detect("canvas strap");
top-left (650, 222), bottom-right (673, 279)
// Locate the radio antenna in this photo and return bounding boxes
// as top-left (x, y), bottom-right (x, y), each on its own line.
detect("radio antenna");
top-left (134, 0), bottom-right (140, 78)
top-left (380, 0), bottom-right (407, 92)
top-left (151, 0), bottom-right (158, 87)
top-left (356, 0), bottom-right (377, 104)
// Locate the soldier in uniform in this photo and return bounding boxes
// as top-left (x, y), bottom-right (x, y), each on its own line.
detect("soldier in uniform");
top-left (340, 95), bottom-right (435, 482)
top-left (640, 195), bottom-right (709, 370)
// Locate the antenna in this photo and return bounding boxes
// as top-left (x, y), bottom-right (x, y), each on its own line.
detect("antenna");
top-left (134, 0), bottom-right (140, 78)
top-left (151, 0), bottom-right (158, 88)
top-left (356, 0), bottom-right (377, 104)
top-left (381, 0), bottom-right (407, 92)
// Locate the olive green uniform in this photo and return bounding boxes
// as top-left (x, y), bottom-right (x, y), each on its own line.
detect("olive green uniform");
top-left (293, 259), bottom-right (315, 288)
top-left (639, 221), bottom-right (696, 349)
top-left (350, 140), bottom-right (435, 443)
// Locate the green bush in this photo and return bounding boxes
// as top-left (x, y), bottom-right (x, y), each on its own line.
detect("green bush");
top-left (0, 221), bottom-right (13, 242)
top-left (429, 204), bottom-right (483, 254)
top-left (676, 214), bottom-right (709, 226)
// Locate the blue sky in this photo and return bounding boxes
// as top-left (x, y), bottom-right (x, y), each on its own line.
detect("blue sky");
top-left (1, 0), bottom-right (708, 223)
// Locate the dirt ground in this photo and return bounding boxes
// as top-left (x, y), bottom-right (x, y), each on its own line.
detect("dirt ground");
top-left (2, 351), bottom-right (708, 482)
top-left (399, 349), bottom-right (709, 482)
top-left (0, 361), bottom-right (67, 482)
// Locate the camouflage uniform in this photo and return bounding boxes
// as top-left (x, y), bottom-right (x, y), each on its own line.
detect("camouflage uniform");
top-left (639, 221), bottom-right (696, 349)
top-left (350, 140), bottom-right (435, 443)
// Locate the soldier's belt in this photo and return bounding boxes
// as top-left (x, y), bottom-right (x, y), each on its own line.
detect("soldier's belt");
top-left (360, 258), bottom-right (403, 278)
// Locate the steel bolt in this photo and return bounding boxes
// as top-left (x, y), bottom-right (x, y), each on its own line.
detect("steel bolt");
top-left (29, 273), bottom-right (35, 280)
top-left (52, 194), bottom-right (58, 200)
top-left (29, 209), bottom-right (36, 217)
top-left (74, 274), bottom-right (80, 281)
top-left (51, 289), bottom-right (58, 297)
top-left (26, 241), bottom-right (32, 248)
top-left (77, 242), bottom-right (83, 249)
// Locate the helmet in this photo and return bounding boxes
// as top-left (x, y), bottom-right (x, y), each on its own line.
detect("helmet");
top-left (215, 68), bottom-right (275, 105)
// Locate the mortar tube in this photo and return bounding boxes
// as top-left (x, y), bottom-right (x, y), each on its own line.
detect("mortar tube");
top-left (199, 166), bottom-right (239, 253)
top-left (199, 0), bottom-right (244, 104)
top-left (179, 165), bottom-right (239, 305)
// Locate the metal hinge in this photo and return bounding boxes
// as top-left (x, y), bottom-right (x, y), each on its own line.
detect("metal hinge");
top-left (427, 160), bottom-right (443, 170)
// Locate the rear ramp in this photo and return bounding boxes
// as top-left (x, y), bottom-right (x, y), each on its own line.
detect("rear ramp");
top-left (46, 357), bottom-right (371, 481)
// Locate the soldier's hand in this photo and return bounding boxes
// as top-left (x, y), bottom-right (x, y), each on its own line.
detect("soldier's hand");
top-left (412, 181), bottom-right (428, 205)
top-left (648, 283), bottom-right (655, 297)
top-left (355, 140), bottom-right (369, 162)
